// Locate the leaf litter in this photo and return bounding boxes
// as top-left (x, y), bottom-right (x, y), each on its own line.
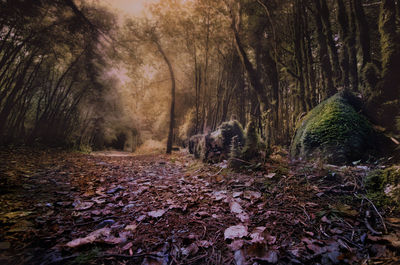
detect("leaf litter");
top-left (0, 148), bottom-right (399, 264)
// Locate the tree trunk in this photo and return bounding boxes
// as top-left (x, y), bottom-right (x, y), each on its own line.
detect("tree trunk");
top-left (314, 0), bottom-right (335, 98)
top-left (337, 0), bottom-right (350, 90)
top-left (319, 0), bottom-right (341, 87)
top-left (154, 38), bottom-right (176, 154)
top-left (353, 0), bottom-right (371, 66)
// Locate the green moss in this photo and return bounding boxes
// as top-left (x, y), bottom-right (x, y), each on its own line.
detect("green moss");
top-left (218, 120), bottom-right (245, 151)
top-left (242, 118), bottom-right (261, 160)
top-left (365, 166), bottom-right (400, 208)
top-left (291, 92), bottom-right (375, 164)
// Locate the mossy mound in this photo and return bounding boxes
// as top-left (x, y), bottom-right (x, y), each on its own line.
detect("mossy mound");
top-left (365, 166), bottom-right (400, 208)
top-left (242, 118), bottom-right (266, 161)
top-left (188, 120), bottom-right (245, 163)
top-left (290, 92), bottom-right (376, 164)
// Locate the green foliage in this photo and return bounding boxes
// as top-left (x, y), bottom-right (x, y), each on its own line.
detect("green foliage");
top-left (365, 167), bottom-right (400, 208)
top-left (291, 92), bottom-right (375, 164)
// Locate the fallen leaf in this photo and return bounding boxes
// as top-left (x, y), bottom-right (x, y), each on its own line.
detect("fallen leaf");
top-left (228, 240), bottom-right (244, 251)
top-left (250, 227), bottom-right (266, 243)
top-left (265, 173), bottom-right (276, 179)
top-left (66, 228), bottom-right (111, 247)
top-left (230, 200), bottom-right (250, 222)
top-left (233, 191), bottom-right (243, 198)
top-left (122, 242), bottom-right (133, 251)
top-left (224, 225), bottom-right (248, 240)
top-left (234, 250), bottom-right (246, 265)
top-left (383, 234), bottom-right (400, 248)
top-left (125, 224), bottom-right (137, 231)
top-left (74, 201), bottom-right (94, 211)
top-left (147, 209), bottom-right (167, 218)
top-left (181, 243), bottom-right (199, 256)
top-left (3, 211), bottom-right (32, 219)
top-left (243, 190), bottom-right (262, 200)
top-left (197, 240), bottom-right (212, 248)
top-left (387, 217), bottom-right (400, 224)
top-left (95, 219), bottom-right (115, 229)
top-left (8, 220), bottom-right (34, 232)
top-left (230, 201), bottom-right (244, 214)
top-left (321, 216), bottom-right (331, 224)
top-left (257, 250), bottom-right (278, 264)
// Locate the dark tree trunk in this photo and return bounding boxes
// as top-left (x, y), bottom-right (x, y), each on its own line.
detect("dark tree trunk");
top-left (348, 2), bottom-right (359, 91)
top-left (353, 0), bottom-right (371, 66)
top-left (319, 0), bottom-right (341, 87)
top-left (337, 0), bottom-right (350, 90)
top-left (314, 0), bottom-right (335, 98)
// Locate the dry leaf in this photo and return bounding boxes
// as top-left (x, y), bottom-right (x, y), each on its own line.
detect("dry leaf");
top-left (66, 228), bottom-right (111, 247)
top-left (224, 225), bottom-right (248, 240)
top-left (147, 209), bottom-right (167, 218)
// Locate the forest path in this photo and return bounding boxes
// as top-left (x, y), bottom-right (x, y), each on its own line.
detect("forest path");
top-left (0, 149), bottom-right (399, 264)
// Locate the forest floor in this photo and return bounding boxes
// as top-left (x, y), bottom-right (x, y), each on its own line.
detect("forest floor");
top-left (0, 148), bottom-right (400, 265)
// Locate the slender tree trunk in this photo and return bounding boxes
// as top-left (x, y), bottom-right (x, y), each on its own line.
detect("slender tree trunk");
top-left (319, 0), bottom-right (341, 87)
top-left (314, 0), bottom-right (335, 98)
top-left (348, 2), bottom-right (359, 91)
top-left (353, 0), bottom-right (371, 66)
top-left (153, 38), bottom-right (176, 154)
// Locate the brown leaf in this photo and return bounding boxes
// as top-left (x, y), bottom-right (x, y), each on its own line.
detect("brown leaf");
top-left (66, 228), bottom-right (111, 248)
top-left (224, 225), bottom-right (248, 240)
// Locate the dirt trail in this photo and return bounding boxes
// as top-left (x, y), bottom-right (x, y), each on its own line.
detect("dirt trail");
top-left (0, 149), bottom-right (399, 264)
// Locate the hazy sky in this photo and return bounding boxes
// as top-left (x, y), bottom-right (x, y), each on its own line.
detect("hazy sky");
top-left (98, 0), bottom-right (159, 16)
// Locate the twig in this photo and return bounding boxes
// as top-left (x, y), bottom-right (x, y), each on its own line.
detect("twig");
top-left (229, 157), bottom-right (253, 165)
top-left (364, 210), bottom-right (382, 235)
top-left (75, 216), bottom-right (117, 227)
top-left (210, 167), bottom-right (224, 177)
top-left (363, 195), bottom-right (388, 234)
top-left (99, 253), bottom-right (164, 259)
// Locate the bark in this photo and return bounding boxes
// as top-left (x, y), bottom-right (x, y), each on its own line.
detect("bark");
top-left (337, 0), bottom-right (350, 90)
top-left (348, 2), bottom-right (359, 91)
top-left (319, 0), bottom-right (341, 87)
top-left (314, 0), bottom-right (335, 98)
top-left (231, 18), bottom-right (269, 113)
top-left (153, 37), bottom-right (176, 154)
top-left (353, 0), bottom-right (371, 66)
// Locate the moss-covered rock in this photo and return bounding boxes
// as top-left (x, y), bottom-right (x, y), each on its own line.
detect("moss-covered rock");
top-left (189, 120), bottom-right (245, 163)
top-left (206, 120), bottom-right (245, 162)
top-left (290, 92), bottom-right (376, 164)
top-left (188, 134), bottom-right (205, 159)
top-left (242, 118), bottom-right (266, 161)
top-left (365, 166), bottom-right (400, 208)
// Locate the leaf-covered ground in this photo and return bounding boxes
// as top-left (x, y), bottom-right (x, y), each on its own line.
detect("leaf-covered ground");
top-left (0, 148), bottom-right (399, 264)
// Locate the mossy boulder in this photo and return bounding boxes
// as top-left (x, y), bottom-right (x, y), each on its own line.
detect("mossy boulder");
top-left (188, 120), bottom-right (245, 163)
top-left (242, 118), bottom-right (266, 161)
top-left (206, 120), bottom-right (245, 162)
top-left (290, 92), bottom-right (376, 164)
top-left (365, 166), bottom-right (400, 208)
top-left (189, 134), bottom-right (205, 158)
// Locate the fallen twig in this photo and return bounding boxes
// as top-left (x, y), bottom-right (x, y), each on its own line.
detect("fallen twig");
top-left (364, 210), bottom-right (382, 235)
top-left (363, 195), bottom-right (388, 234)
top-left (99, 253), bottom-right (164, 259)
